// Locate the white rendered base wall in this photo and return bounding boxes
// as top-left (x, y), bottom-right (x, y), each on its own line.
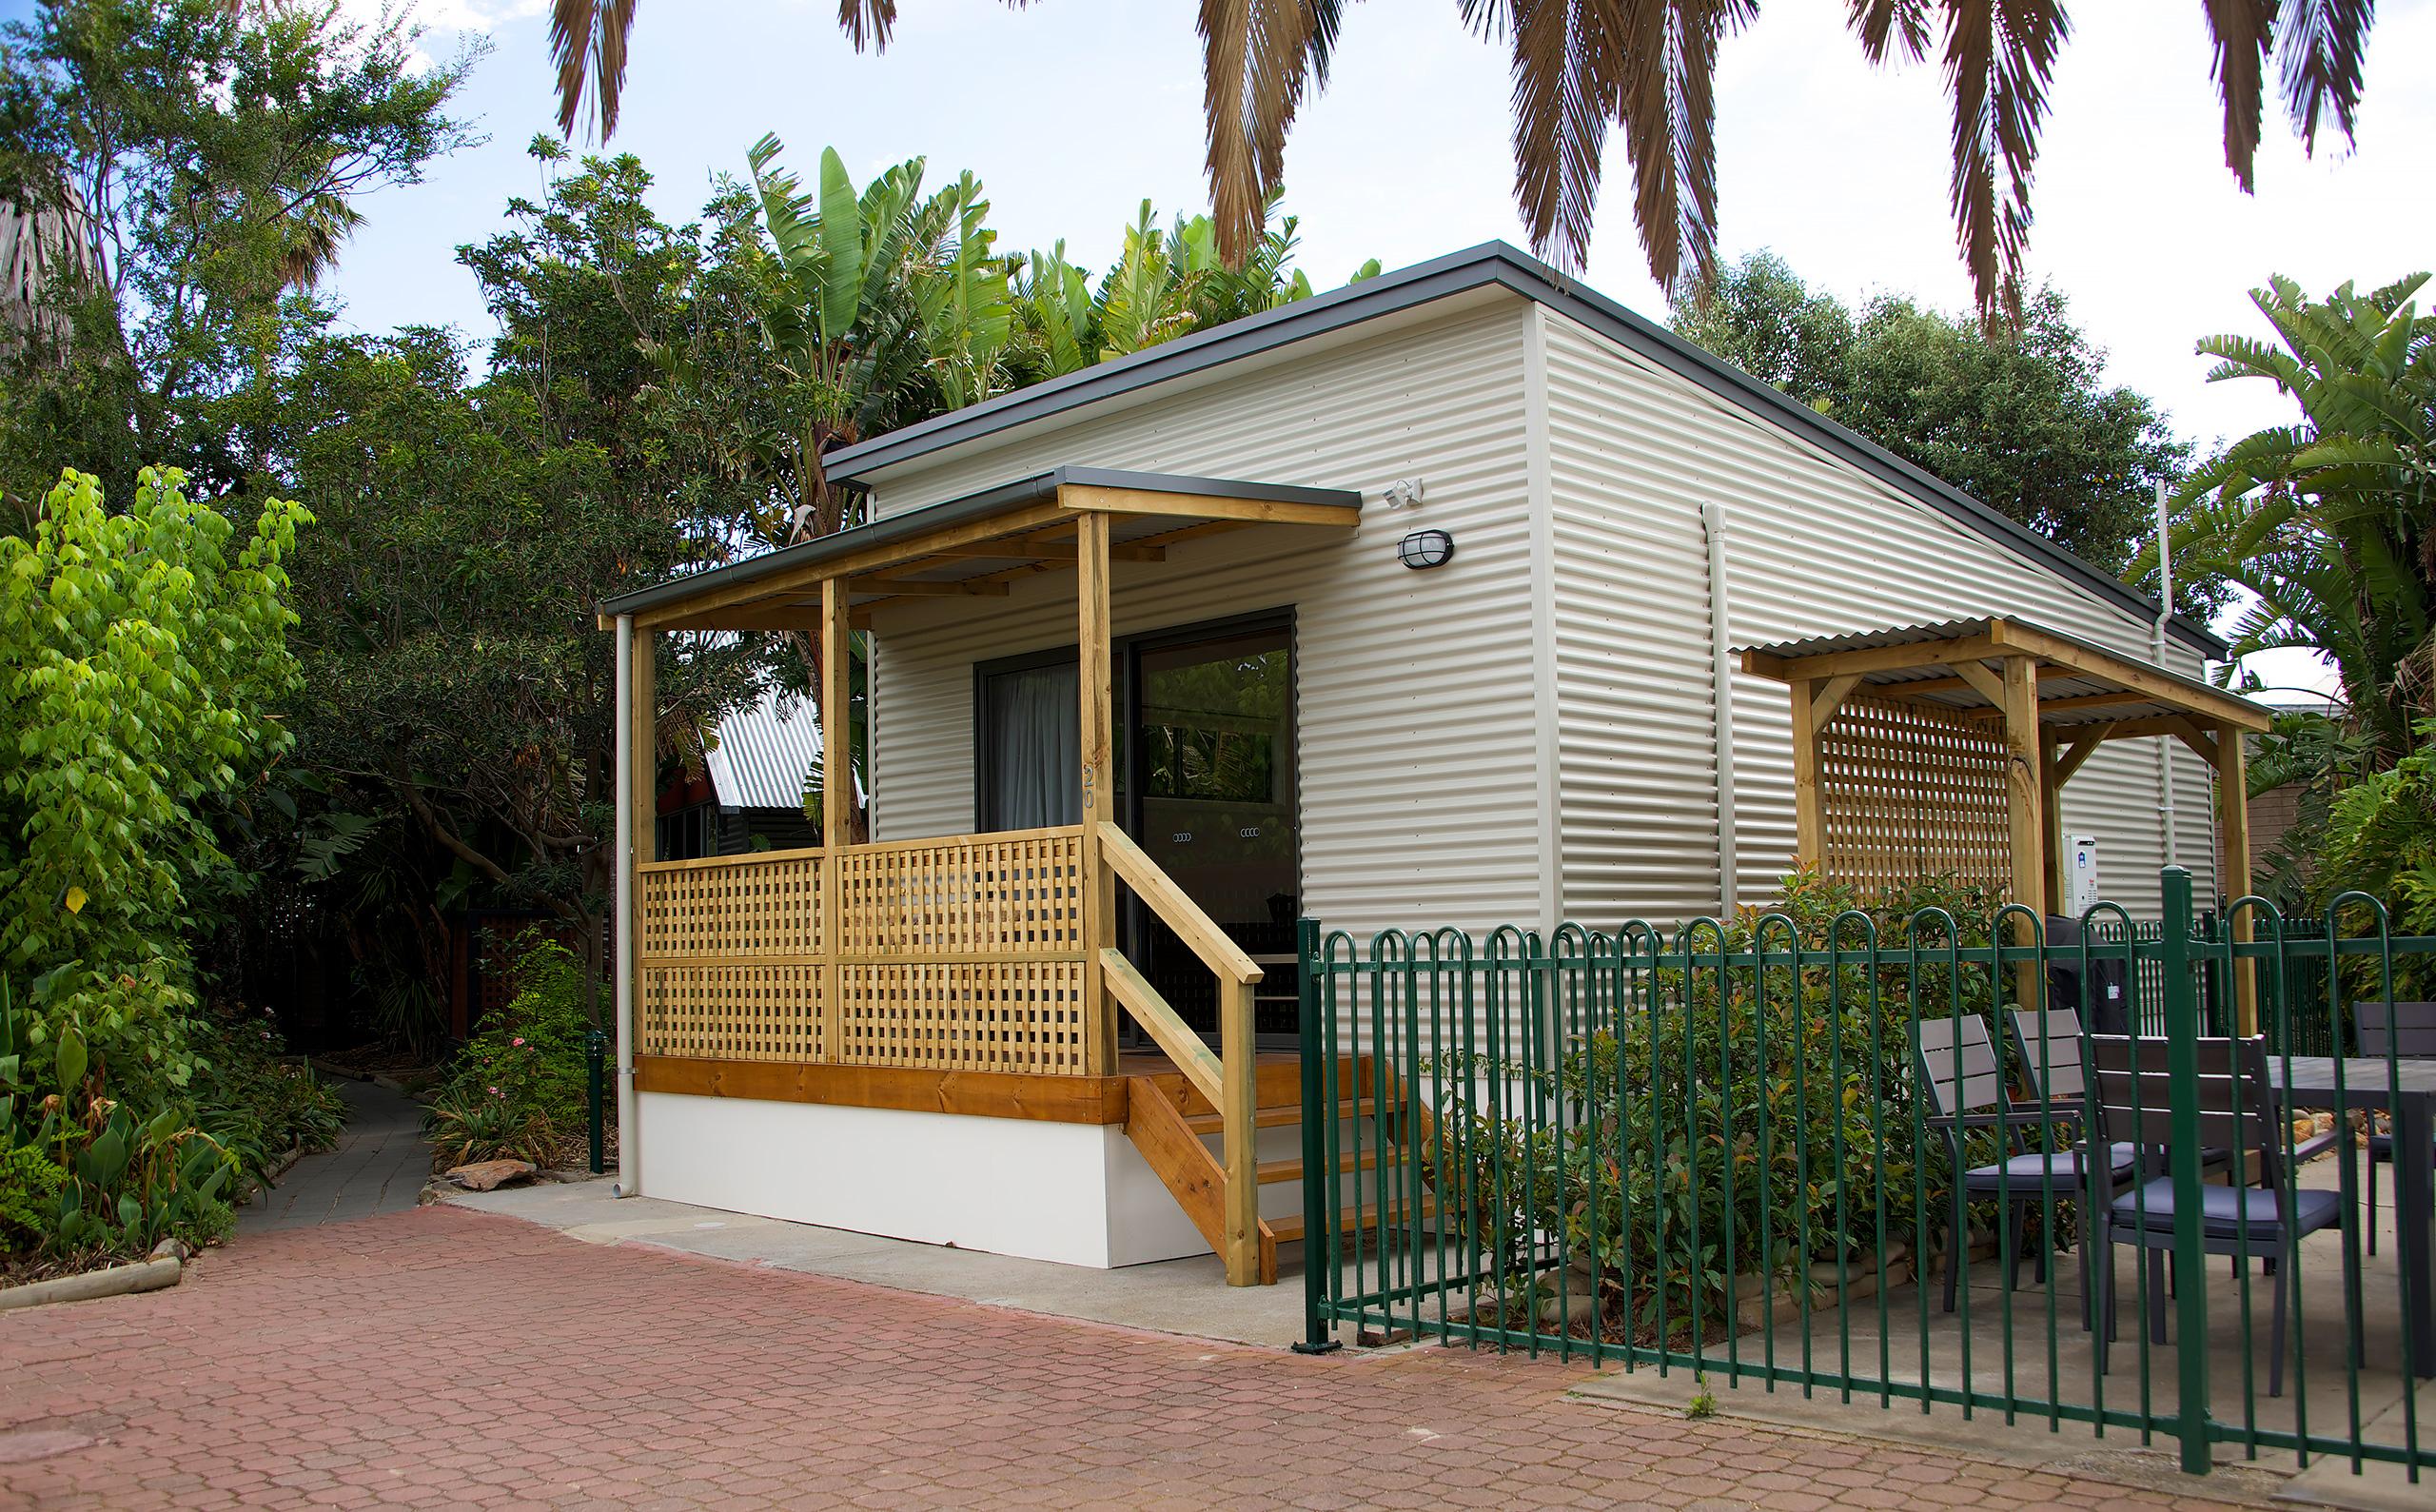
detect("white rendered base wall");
top-left (638, 1091), bottom-right (1261, 1269)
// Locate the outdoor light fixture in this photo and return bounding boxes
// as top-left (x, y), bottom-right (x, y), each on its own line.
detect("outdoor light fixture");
top-left (1397, 528), bottom-right (1455, 571)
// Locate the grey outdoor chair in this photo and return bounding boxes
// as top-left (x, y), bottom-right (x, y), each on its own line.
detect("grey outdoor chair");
top-left (2086, 1034), bottom-right (2346, 1398)
top-left (1916, 1012), bottom-right (2137, 1314)
top-left (2358, 1001), bottom-right (2436, 1256)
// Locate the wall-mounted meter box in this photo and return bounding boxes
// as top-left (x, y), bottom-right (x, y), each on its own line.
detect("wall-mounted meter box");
top-left (2064, 835), bottom-right (2100, 916)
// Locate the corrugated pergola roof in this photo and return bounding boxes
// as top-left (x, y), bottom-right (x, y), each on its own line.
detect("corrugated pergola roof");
top-left (1737, 616), bottom-right (2269, 735)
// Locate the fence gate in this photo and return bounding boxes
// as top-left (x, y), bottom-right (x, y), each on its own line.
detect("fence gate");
top-left (1295, 869), bottom-right (2431, 1483)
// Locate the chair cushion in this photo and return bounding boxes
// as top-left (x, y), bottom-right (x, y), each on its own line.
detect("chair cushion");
top-left (2108, 1177), bottom-right (2344, 1241)
top-left (1965, 1144), bottom-right (2137, 1190)
top-left (2366, 1133), bottom-right (2436, 1159)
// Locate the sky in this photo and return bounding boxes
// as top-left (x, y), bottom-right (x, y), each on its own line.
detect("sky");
top-left (34, 0), bottom-right (2436, 690)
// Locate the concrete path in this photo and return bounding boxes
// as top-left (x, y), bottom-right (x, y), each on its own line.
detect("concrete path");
top-left (237, 1078), bottom-right (428, 1231)
top-left (0, 1204), bottom-right (2266, 1510)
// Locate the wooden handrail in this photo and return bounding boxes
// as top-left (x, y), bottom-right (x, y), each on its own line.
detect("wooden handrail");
top-left (1100, 949), bottom-right (1221, 1107)
top-left (1096, 821), bottom-right (1262, 985)
top-left (1093, 821), bottom-right (1263, 1286)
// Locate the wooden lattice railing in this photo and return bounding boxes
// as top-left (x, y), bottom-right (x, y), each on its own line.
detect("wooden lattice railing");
top-left (637, 826), bottom-right (1090, 1073)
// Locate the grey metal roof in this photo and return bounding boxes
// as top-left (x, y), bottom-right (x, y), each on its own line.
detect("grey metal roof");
top-left (703, 685), bottom-right (822, 812)
top-left (820, 242), bottom-right (2224, 659)
top-left (1737, 617), bottom-right (2261, 732)
top-left (598, 465), bottom-right (1361, 619)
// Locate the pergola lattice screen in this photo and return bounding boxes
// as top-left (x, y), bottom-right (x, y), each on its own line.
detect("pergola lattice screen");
top-left (1816, 694), bottom-right (2013, 896)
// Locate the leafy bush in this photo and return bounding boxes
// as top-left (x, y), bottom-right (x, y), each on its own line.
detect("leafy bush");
top-left (0, 1142), bottom-right (66, 1254)
top-left (189, 1007), bottom-right (345, 1178)
top-left (2316, 718), bottom-right (2436, 998)
top-left (1424, 871), bottom-right (2012, 1344)
top-left (426, 933), bottom-right (602, 1168)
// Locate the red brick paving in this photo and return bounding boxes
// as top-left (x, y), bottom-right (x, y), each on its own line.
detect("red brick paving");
top-left (1, 1206), bottom-right (2254, 1509)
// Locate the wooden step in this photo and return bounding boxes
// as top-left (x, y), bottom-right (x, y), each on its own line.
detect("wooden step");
top-left (1256, 1149), bottom-right (1389, 1184)
top-left (1267, 1196), bottom-right (1440, 1246)
top-left (1183, 1097), bottom-right (1373, 1134)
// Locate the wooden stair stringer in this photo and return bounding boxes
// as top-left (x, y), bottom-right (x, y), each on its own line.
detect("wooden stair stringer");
top-left (1121, 1075), bottom-right (1234, 1265)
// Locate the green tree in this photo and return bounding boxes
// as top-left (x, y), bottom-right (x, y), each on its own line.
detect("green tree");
top-left (266, 328), bottom-right (763, 998)
top-left (0, 466), bottom-right (305, 1046)
top-left (0, 0), bottom-right (478, 506)
top-left (2138, 273), bottom-right (2435, 759)
top-left (550, 2), bottom-right (2386, 323)
top-left (1674, 251), bottom-right (2190, 579)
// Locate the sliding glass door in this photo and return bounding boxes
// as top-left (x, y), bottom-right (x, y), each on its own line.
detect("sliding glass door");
top-left (976, 614), bottom-right (1300, 1046)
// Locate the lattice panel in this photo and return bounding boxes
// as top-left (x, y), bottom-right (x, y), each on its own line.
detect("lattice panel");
top-left (638, 961), bottom-right (823, 1061)
top-left (1817, 694), bottom-right (2013, 895)
top-left (639, 850), bottom-right (822, 958)
top-left (835, 829), bottom-right (1084, 958)
top-left (833, 960), bottom-right (1090, 1073)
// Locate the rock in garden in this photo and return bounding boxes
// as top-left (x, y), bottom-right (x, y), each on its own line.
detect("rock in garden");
top-left (444, 1159), bottom-right (537, 1191)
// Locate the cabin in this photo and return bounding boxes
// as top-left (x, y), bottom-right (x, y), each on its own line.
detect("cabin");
top-left (596, 243), bottom-right (2260, 1287)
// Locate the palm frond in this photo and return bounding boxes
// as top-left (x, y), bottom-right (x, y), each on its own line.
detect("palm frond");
top-left (1939, 0), bottom-right (2067, 326)
top-left (1198, 0), bottom-right (1332, 265)
top-left (2274, 0), bottom-right (2375, 155)
top-left (2200, 0), bottom-right (2277, 191)
top-left (551, 0), bottom-right (637, 141)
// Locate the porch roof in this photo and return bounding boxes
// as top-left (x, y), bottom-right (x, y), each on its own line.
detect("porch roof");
top-left (1737, 615), bottom-right (2270, 739)
top-left (598, 466), bottom-right (1364, 633)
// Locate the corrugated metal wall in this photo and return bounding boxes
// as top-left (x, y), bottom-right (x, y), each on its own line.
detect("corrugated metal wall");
top-left (1540, 304), bottom-right (2220, 925)
top-left (860, 295), bottom-right (1554, 935)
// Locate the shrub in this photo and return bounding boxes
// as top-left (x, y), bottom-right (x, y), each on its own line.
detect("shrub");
top-left (0, 1142), bottom-right (67, 1254)
top-left (1424, 871), bottom-right (2014, 1345)
top-left (426, 933), bottom-right (602, 1168)
top-left (0, 976), bottom-right (243, 1257)
top-left (188, 1006), bottom-right (345, 1181)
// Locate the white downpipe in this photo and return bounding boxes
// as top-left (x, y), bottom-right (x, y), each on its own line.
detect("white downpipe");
top-left (2153, 480), bottom-right (2179, 873)
top-left (614, 613), bottom-right (639, 1198)
top-left (1703, 501), bottom-right (1739, 914)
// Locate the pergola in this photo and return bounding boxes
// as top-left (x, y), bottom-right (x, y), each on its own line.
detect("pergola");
top-left (1739, 617), bottom-right (2272, 1024)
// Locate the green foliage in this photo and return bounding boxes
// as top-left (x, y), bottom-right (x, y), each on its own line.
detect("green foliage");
top-left (2315, 720), bottom-right (2436, 999)
top-left (0, 0), bottom-right (478, 505)
top-left (1673, 252), bottom-right (2192, 581)
top-left (0, 467), bottom-right (306, 992)
top-left (187, 1005), bottom-right (344, 1175)
top-left (426, 933), bottom-right (600, 1168)
top-left (2138, 274), bottom-right (2434, 760)
top-left (0, 975), bottom-right (240, 1256)
top-left (0, 1141), bottom-right (67, 1253)
top-left (1427, 872), bottom-right (2007, 1344)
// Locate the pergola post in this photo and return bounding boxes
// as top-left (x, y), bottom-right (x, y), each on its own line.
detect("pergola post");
top-left (1999, 655), bottom-right (2045, 1009)
top-left (2214, 718), bottom-right (2257, 1033)
top-left (2038, 730), bottom-right (2065, 915)
top-left (1075, 511), bottom-right (1116, 1074)
top-left (1788, 678), bottom-right (1824, 873)
top-left (820, 579), bottom-right (851, 1058)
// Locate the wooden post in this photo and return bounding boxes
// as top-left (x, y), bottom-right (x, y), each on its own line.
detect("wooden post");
top-left (2216, 718), bottom-right (2257, 1034)
top-left (2038, 730), bottom-right (2064, 915)
top-left (1076, 511), bottom-right (1116, 1074)
top-left (820, 578), bottom-right (851, 1062)
top-left (1999, 655), bottom-right (2044, 1009)
top-left (1220, 974), bottom-right (1259, 1285)
top-left (1789, 678), bottom-right (1824, 874)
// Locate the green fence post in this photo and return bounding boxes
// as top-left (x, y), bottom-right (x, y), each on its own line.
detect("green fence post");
top-left (2159, 866), bottom-right (2213, 1475)
top-left (586, 1026), bottom-right (608, 1177)
top-left (1293, 916), bottom-right (1341, 1355)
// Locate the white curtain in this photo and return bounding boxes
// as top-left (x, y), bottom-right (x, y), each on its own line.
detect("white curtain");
top-left (985, 662), bottom-right (1079, 830)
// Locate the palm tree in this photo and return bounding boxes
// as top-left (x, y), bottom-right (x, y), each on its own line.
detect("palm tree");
top-left (2136, 273), bottom-right (2436, 758)
top-left (550, 2), bottom-right (2383, 323)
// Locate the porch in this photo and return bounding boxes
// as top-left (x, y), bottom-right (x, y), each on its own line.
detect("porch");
top-left (599, 468), bottom-right (1365, 1286)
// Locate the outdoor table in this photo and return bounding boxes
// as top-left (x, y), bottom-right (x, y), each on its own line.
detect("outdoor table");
top-left (2267, 1056), bottom-right (2436, 1378)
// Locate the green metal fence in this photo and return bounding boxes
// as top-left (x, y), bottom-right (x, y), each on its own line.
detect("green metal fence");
top-left (1297, 867), bottom-right (2432, 1482)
